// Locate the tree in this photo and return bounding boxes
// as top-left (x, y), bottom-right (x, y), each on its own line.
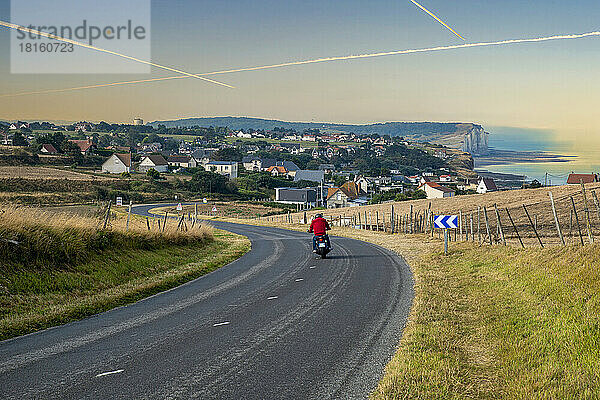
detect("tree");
top-left (212, 147), bottom-right (243, 162)
top-left (187, 170), bottom-right (235, 194)
top-left (12, 131), bottom-right (28, 146)
top-left (306, 160), bottom-right (320, 170)
top-left (333, 175), bottom-right (347, 188)
top-left (61, 140), bottom-right (83, 163)
top-left (146, 168), bottom-right (160, 179)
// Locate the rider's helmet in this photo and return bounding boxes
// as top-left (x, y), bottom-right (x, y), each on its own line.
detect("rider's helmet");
top-left (315, 213), bottom-right (323, 219)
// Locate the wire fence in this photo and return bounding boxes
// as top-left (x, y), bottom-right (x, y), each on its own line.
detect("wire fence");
top-left (259, 181), bottom-right (600, 248)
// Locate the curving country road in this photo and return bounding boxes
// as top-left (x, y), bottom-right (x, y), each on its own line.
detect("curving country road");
top-left (0, 204), bottom-right (413, 400)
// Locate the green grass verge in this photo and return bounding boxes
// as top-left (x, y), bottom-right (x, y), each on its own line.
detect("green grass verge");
top-left (368, 240), bottom-right (600, 399)
top-left (0, 230), bottom-right (249, 340)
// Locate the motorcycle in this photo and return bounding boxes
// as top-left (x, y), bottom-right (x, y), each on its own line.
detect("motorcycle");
top-left (313, 234), bottom-right (331, 259)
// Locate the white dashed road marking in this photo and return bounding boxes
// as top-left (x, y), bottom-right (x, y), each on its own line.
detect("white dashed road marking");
top-left (96, 369), bottom-right (124, 378)
top-left (267, 296), bottom-right (278, 300)
top-left (295, 279), bottom-right (304, 282)
top-left (213, 321), bottom-right (231, 327)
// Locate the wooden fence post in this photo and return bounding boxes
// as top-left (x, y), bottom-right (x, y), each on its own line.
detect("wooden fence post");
top-left (494, 204), bottom-right (506, 245)
top-left (483, 206), bottom-right (492, 244)
top-left (477, 207), bottom-right (482, 243)
top-left (102, 200), bottom-right (112, 230)
top-left (459, 210), bottom-right (463, 241)
top-left (523, 204), bottom-right (543, 248)
top-left (580, 180), bottom-right (594, 243)
top-left (410, 205), bottom-right (414, 234)
top-left (549, 192), bottom-right (565, 246)
top-left (146, 217), bottom-right (150, 231)
top-left (570, 196), bottom-right (585, 245)
top-left (592, 190), bottom-right (600, 223)
top-left (505, 208), bottom-right (525, 248)
top-left (376, 211), bottom-right (380, 232)
top-left (126, 201), bottom-right (133, 232)
top-left (391, 205), bottom-right (395, 234)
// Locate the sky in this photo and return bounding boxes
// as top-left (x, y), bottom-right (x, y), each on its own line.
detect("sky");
top-left (0, 0), bottom-right (599, 148)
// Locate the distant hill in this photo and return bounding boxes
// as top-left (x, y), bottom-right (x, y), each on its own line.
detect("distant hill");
top-left (149, 116), bottom-right (487, 152)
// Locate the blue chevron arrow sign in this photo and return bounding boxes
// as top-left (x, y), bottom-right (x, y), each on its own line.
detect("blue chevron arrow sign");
top-left (434, 215), bottom-right (458, 229)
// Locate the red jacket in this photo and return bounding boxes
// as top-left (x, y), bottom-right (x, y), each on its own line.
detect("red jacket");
top-left (309, 217), bottom-right (330, 236)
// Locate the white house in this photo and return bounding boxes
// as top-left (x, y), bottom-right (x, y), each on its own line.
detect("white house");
top-left (139, 154), bottom-right (169, 173)
top-left (204, 161), bottom-right (238, 178)
top-left (477, 178), bottom-right (498, 194)
top-left (418, 182), bottom-right (455, 199)
top-left (167, 155), bottom-right (197, 168)
top-left (102, 153), bottom-right (132, 174)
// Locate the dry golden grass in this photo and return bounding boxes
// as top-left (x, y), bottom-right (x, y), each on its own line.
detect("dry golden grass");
top-left (150, 201), bottom-right (289, 219)
top-left (0, 206), bottom-right (249, 340)
top-left (0, 205), bottom-right (213, 268)
top-left (0, 166), bottom-right (113, 180)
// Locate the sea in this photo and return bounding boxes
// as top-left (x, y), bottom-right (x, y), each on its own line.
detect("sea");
top-left (476, 126), bottom-right (600, 186)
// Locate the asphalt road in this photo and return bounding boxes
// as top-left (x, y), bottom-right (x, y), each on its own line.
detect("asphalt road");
top-left (0, 204), bottom-right (414, 399)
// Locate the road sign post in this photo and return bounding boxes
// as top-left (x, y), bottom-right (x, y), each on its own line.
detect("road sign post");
top-left (444, 229), bottom-right (448, 255)
top-left (434, 215), bottom-right (458, 255)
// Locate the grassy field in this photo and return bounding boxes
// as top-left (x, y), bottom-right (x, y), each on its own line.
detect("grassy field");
top-left (0, 206), bottom-right (250, 340)
top-left (150, 201), bottom-right (293, 219)
top-left (211, 215), bottom-right (600, 398)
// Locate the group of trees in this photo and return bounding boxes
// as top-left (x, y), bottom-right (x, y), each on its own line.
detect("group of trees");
top-left (368, 189), bottom-right (427, 205)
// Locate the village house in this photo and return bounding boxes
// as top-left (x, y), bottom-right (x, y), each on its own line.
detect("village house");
top-left (318, 164), bottom-right (335, 174)
top-left (418, 182), bottom-right (455, 199)
top-left (9, 121), bottom-right (29, 130)
top-left (139, 154), bottom-right (169, 173)
top-left (141, 142), bottom-right (163, 154)
top-left (102, 153), bottom-right (132, 174)
top-left (241, 156), bottom-right (276, 172)
top-left (167, 155), bottom-right (198, 169)
top-left (567, 173), bottom-right (598, 184)
top-left (39, 143), bottom-right (58, 154)
top-left (277, 161), bottom-right (300, 177)
top-left (204, 161), bottom-right (238, 178)
top-left (294, 170), bottom-right (325, 184)
top-left (457, 178), bottom-right (479, 191)
top-left (477, 178), bottom-right (498, 194)
top-left (326, 181), bottom-right (366, 208)
top-left (69, 139), bottom-right (96, 155)
top-left (266, 165), bottom-right (289, 177)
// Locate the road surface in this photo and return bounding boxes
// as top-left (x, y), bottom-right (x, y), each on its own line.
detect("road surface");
top-left (0, 204), bottom-right (413, 399)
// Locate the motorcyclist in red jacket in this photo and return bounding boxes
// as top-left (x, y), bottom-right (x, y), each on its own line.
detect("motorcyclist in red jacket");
top-left (309, 213), bottom-right (331, 252)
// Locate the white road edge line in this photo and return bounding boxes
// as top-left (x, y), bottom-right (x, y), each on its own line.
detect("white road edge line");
top-left (267, 296), bottom-right (278, 300)
top-left (96, 369), bottom-right (124, 377)
top-left (213, 321), bottom-right (231, 327)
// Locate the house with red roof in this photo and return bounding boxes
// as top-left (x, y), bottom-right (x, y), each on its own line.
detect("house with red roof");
top-left (69, 139), bottom-right (96, 155)
top-left (567, 173), bottom-right (598, 185)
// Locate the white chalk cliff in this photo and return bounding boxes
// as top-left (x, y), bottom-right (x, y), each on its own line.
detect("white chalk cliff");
top-left (462, 126), bottom-right (489, 155)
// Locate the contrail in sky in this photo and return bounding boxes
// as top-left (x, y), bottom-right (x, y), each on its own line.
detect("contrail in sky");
top-left (409, 0), bottom-right (465, 41)
top-left (2, 30), bottom-right (600, 98)
top-left (0, 20), bottom-right (234, 88)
